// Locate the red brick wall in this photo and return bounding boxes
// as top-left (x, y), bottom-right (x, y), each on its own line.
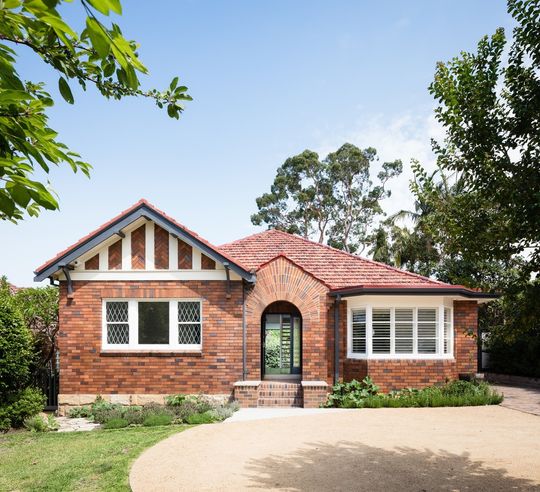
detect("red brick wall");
top-left (245, 256), bottom-right (331, 382)
top-left (58, 280), bottom-right (243, 395)
top-left (108, 240), bottom-right (122, 270)
top-left (340, 300), bottom-right (479, 392)
top-left (454, 300), bottom-right (478, 375)
top-left (154, 225), bottom-right (169, 269)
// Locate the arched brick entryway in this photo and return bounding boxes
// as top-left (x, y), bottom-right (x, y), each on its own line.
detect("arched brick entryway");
top-left (245, 256), bottom-right (330, 381)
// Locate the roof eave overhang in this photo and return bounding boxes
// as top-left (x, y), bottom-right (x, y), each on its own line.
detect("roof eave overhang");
top-left (34, 204), bottom-right (255, 283)
top-left (328, 287), bottom-right (500, 300)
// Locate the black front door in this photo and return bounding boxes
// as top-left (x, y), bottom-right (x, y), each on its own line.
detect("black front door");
top-left (263, 313), bottom-right (301, 375)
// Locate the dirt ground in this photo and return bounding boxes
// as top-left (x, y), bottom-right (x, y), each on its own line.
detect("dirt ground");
top-left (130, 406), bottom-right (540, 491)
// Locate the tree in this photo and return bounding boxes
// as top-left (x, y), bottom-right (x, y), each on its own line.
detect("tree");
top-left (15, 286), bottom-right (58, 369)
top-left (0, 278), bottom-right (34, 400)
top-left (416, 0), bottom-right (540, 276)
top-left (0, 0), bottom-right (191, 221)
top-left (251, 143), bottom-right (402, 253)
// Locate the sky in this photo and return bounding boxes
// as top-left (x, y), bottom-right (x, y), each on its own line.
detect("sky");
top-left (0, 0), bottom-right (514, 286)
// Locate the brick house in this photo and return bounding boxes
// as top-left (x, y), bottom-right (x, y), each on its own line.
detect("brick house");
top-left (34, 199), bottom-right (497, 410)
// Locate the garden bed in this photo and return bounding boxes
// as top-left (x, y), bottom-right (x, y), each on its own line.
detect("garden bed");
top-left (324, 377), bottom-right (503, 408)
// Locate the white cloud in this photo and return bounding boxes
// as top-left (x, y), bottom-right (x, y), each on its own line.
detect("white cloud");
top-left (314, 110), bottom-right (444, 217)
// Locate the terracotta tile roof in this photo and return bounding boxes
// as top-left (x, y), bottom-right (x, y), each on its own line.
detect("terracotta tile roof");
top-left (219, 229), bottom-right (455, 290)
top-left (34, 199), bottom-right (250, 275)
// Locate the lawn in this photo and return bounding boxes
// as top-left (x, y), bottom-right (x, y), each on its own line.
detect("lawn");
top-left (0, 425), bottom-right (187, 491)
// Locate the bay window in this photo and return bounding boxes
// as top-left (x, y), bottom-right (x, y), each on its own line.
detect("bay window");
top-left (348, 304), bottom-right (453, 359)
top-left (103, 299), bottom-right (202, 351)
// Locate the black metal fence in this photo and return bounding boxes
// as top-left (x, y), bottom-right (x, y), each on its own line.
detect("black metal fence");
top-left (35, 362), bottom-right (59, 410)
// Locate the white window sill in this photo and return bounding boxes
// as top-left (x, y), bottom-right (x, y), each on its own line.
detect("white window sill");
top-left (101, 346), bottom-right (202, 355)
top-left (347, 353), bottom-right (455, 361)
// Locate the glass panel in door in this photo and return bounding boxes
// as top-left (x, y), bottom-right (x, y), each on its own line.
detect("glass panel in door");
top-left (264, 314), bottom-right (301, 375)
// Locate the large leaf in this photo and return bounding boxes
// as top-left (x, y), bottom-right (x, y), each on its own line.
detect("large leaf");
top-left (58, 77), bottom-right (74, 104)
top-left (86, 17), bottom-right (110, 58)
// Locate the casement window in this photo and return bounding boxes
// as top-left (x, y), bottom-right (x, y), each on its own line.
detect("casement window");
top-left (103, 299), bottom-right (202, 351)
top-left (348, 305), bottom-right (453, 359)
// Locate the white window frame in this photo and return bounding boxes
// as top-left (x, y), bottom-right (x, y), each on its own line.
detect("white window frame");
top-left (102, 298), bottom-right (202, 352)
top-left (347, 298), bottom-right (454, 360)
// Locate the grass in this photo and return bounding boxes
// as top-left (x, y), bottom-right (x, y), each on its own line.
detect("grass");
top-left (0, 425), bottom-right (187, 491)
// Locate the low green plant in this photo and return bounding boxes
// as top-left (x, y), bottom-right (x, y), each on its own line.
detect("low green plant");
top-left (23, 414), bottom-right (59, 432)
top-left (207, 401), bottom-right (240, 422)
top-left (185, 411), bottom-right (216, 424)
top-left (103, 417), bottom-right (129, 429)
top-left (325, 377), bottom-right (380, 408)
top-left (143, 413), bottom-right (173, 427)
top-left (67, 406), bottom-right (93, 418)
top-left (23, 415), bottom-right (49, 432)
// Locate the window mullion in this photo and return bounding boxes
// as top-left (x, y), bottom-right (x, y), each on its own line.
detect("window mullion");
top-left (169, 301), bottom-right (177, 346)
top-left (437, 306), bottom-right (444, 355)
top-left (390, 307), bottom-right (395, 355)
top-left (413, 308), bottom-right (418, 355)
top-left (366, 305), bottom-right (372, 356)
top-left (129, 300), bottom-right (138, 347)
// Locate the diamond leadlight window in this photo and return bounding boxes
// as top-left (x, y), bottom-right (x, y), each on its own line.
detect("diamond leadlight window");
top-left (106, 301), bottom-right (129, 344)
top-left (178, 301), bottom-right (201, 345)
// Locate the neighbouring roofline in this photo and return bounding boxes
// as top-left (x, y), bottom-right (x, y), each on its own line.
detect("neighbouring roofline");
top-left (328, 286), bottom-right (500, 299)
top-left (34, 200), bottom-right (255, 283)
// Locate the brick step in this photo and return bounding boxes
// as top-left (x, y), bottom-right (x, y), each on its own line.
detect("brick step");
top-left (257, 397), bottom-right (303, 407)
top-left (259, 383), bottom-right (301, 390)
top-left (258, 391), bottom-right (302, 398)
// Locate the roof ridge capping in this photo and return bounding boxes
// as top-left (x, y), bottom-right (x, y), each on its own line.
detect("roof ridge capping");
top-left (34, 199), bottom-right (253, 281)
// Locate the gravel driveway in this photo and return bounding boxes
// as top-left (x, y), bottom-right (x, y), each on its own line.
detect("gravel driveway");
top-left (130, 406), bottom-right (540, 491)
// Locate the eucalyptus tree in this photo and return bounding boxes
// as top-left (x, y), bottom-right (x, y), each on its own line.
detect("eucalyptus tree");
top-left (251, 143), bottom-right (402, 253)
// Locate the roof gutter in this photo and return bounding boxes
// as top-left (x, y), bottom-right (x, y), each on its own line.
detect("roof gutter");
top-left (328, 287), bottom-right (500, 299)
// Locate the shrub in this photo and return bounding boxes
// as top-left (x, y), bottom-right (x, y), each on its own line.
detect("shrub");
top-left (23, 414), bottom-right (58, 432)
top-left (207, 402), bottom-right (240, 422)
top-left (0, 387), bottom-right (46, 428)
top-left (185, 411), bottom-right (216, 424)
top-left (68, 406), bottom-right (93, 418)
top-left (143, 413), bottom-right (173, 427)
top-left (165, 394), bottom-right (216, 422)
top-left (0, 289), bottom-right (34, 400)
top-left (103, 417), bottom-right (129, 429)
top-left (324, 377), bottom-right (379, 408)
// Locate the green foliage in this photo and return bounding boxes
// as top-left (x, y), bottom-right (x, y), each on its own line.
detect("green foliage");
top-left (251, 143), bottom-right (402, 253)
top-left (103, 417), bottom-right (129, 429)
top-left (325, 377), bottom-right (380, 408)
top-left (185, 411), bottom-right (216, 425)
top-left (325, 379), bottom-right (503, 408)
top-left (68, 405), bottom-right (93, 418)
top-left (415, 0), bottom-right (540, 276)
top-left (0, 387), bottom-right (46, 428)
top-left (23, 413), bottom-right (58, 432)
top-left (0, 280), bottom-right (34, 400)
top-left (483, 280), bottom-right (540, 378)
top-left (14, 285), bottom-right (58, 367)
top-left (142, 413), bottom-right (173, 427)
top-left (0, 0), bottom-right (191, 221)
top-left (207, 402), bottom-right (239, 422)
